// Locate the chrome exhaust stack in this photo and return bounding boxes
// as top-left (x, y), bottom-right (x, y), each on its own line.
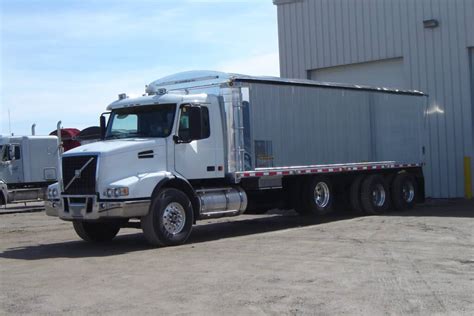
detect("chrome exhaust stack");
top-left (56, 121), bottom-right (64, 191)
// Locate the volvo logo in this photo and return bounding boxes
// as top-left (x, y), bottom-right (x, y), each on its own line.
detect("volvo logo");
top-left (64, 157), bottom-right (95, 191)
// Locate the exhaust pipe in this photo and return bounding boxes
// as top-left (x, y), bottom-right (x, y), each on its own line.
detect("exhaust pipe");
top-left (56, 121), bottom-right (63, 191)
top-left (31, 124), bottom-right (36, 135)
top-left (56, 121), bottom-right (63, 153)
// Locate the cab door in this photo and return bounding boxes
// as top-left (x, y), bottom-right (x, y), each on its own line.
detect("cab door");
top-left (1, 144), bottom-right (23, 183)
top-left (174, 104), bottom-right (221, 179)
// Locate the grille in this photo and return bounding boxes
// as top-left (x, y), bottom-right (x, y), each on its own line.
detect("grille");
top-left (62, 155), bottom-right (97, 195)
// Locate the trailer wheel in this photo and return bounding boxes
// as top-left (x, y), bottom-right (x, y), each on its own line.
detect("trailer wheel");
top-left (141, 188), bottom-right (193, 247)
top-left (349, 175), bottom-right (364, 214)
top-left (73, 221), bottom-right (121, 242)
top-left (391, 173), bottom-right (417, 210)
top-left (295, 177), bottom-right (333, 216)
top-left (360, 175), bottom-right (390, 215)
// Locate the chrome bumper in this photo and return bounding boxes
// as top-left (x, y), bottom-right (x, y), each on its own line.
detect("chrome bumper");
top-left (45, 196), bottom-right (150, 220)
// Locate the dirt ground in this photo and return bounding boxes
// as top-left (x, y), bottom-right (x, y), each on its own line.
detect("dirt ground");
top-left (1, 200), bottom-right (473, 315)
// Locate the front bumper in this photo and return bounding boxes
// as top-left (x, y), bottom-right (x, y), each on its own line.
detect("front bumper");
top-left (45, 195), bottom-right (150, 220)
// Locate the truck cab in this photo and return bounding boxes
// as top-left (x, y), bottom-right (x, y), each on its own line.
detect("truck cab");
top-left (46, 91), bottom-right (231, 216)
top-left (0, 136), bottom-right (59, 205)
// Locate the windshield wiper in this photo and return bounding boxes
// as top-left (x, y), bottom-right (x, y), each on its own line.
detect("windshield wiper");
top-left (105, 134), bottom-right (124, 140)
top-left (105, 132), bottom-right (148, 140)
top-left (127, 132), bottom-right (148, 137)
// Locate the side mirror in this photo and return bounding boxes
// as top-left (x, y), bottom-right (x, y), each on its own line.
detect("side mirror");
top-left (100, 113), bottom-right (110, 140)
top-left (100, 116), bottom-right (106, 140)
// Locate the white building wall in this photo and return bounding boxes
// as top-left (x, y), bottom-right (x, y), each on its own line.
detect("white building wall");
top-left (274, 0), bottom-right (474, 198)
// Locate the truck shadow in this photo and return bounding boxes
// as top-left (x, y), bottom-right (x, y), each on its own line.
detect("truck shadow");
top-left (1, 199), bottom-right (472, 260)
top-left (0, 210), bottom-right (355, 260)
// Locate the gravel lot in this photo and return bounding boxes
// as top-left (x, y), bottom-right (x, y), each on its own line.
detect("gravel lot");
top-left (1, 200), bottom-right (473, 315)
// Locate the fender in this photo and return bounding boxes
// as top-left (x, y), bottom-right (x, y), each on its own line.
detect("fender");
top-left (151, 174), bottom-right (200, 223)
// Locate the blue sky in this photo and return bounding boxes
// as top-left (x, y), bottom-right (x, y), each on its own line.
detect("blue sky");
top-left (0, 0), bottom-right (279, 136)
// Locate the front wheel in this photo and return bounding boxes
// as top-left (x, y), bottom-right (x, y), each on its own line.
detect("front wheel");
top-left (73, 221), bottom-right (121, 242)
top-left (141, 188), bottom-right (194, 247)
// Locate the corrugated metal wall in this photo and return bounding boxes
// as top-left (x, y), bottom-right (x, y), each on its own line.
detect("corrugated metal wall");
top-left (275, 0), bottom-right (474, 198)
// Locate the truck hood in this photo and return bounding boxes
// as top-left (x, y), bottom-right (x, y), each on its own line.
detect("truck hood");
top-left (64, 138), bottom-right (166, 157)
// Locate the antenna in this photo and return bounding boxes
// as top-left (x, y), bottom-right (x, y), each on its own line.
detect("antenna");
top-left (8, 109), bottom-right (12, 136)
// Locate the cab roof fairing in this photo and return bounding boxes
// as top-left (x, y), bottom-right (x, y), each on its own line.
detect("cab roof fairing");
top-left (145, 70), bottom-right (427, 97)
top-left (106, 93), bottom-right (211, 111)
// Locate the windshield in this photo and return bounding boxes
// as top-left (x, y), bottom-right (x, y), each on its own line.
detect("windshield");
top-left (105, 104), bottom-right (176, 139)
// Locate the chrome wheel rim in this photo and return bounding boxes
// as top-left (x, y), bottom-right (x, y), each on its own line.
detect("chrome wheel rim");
top-left (314, 182), bottom-right (330, 208)
top-left (402, 181), bottom-right (415, 203)
top-left (372, 184), bottom-right (386, 207)
top-left (162, 202), bottom-right (186, 235)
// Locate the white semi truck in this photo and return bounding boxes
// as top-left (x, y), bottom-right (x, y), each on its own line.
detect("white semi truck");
top-left (1, 135), bottom-right (59, 206)
top-left (46, 71), bottom-right (426, 246)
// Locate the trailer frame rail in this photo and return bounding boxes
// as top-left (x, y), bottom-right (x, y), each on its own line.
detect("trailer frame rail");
top-left (235, 161), bottom-right (422, 179)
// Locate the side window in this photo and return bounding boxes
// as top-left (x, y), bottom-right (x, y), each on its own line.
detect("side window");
top-left (178, 106), bottom-right (210, 141)
top-left (1, 144), bottom-right (21, 161)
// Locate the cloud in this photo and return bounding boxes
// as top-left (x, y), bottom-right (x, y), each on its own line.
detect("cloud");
top-left (0, 0), bottom-right (279, 136)
top-left (0, 65), bottom-right (184, 135)
top-left (0, 51), bottom-right (281, 136)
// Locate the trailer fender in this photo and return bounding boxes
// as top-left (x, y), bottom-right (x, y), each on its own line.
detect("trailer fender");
top-left (151, 176), bottom-right (200, 223)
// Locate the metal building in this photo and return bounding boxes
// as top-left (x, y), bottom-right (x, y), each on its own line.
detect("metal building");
top-left (274, 0), bottom-right (474, 198)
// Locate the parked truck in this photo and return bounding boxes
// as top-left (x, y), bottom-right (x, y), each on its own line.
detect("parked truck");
top-left (46, 71), bottom-right (427, 246)
top-left (0, 135), bottom-right (59, 206)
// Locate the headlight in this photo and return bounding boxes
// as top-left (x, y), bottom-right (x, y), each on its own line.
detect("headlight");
top-left (114, 188), bottom-right (121, 197)
top-left (48, 188), bottom-right (59, 199)
top-left (106, 189), bottom-right (114, 198)
top-left (104, 187), bottom-right (129, 198)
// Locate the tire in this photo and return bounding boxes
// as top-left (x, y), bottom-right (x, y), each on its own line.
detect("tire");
top-left (391, 172), bottom-right (417, 210)
top-left (73, 221), bottom-right (121, 242)
top-left (141, 188), bottom-right (194, 247)
top-left (349, 175), bottom-right (364, 214)
top-left (295, 176), bottom-right (333, 216)
top-left (360, 175), bottom-right (390, 215)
